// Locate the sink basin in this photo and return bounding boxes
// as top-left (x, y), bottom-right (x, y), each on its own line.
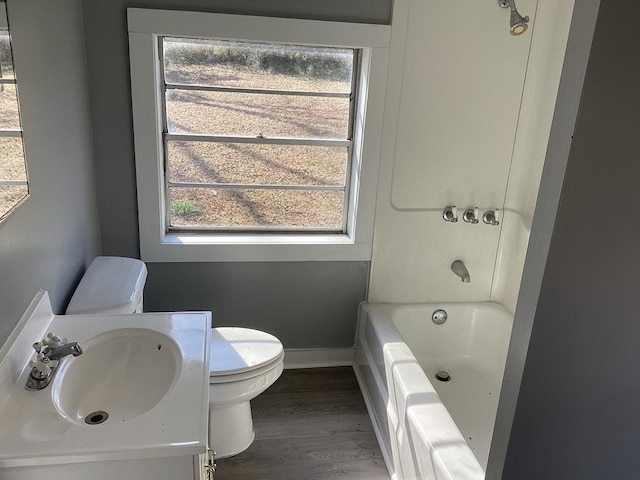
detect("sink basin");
top-left (52, 328), bottom-right (181, 425)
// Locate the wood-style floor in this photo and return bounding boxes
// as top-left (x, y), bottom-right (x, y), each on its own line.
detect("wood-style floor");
top-left (214, 367), bottom-right (390, 480)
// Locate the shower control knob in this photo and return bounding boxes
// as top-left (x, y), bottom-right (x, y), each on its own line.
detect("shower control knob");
top-left (463, 207), bottom-right (479, 224)
top-left (483, 209), bottom-right (501, 226)
top-left (443, 206), bottom-right (458, 223)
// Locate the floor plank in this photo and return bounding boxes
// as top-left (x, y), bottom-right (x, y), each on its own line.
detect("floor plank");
top-left (214, 367), bottom-right (389, 480)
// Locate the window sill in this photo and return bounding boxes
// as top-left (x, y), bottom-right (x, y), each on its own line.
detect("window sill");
top-left (140, 232), bottom-right (373, 262)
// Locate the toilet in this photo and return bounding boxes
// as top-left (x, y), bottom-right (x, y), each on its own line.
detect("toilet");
top-left (66, 256), bottom-right (285, 458)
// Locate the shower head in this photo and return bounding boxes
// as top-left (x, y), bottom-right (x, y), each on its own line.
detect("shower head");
top-left (498, 0), bottom-right (530, 36)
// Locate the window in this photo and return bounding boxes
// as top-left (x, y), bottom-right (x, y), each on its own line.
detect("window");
top-left (128, 9), bottom-right (390, 261)
top-left (0, 2), bottom-right (28, 222)
top-left (163, 38), bottom-right (357, 233)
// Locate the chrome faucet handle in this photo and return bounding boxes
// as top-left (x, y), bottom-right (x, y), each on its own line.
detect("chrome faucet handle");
top-left (28, 352), bottom-right (58, 380)
top-left (463, 207), bottom-right (479, 224)
top-left (483, 209), bottom-right (501, 226)
top-left (443, 206), bottom-right (459, 223)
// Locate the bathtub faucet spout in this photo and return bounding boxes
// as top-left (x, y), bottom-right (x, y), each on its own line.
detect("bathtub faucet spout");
top-left (451, 260), bottom-right (470, 283)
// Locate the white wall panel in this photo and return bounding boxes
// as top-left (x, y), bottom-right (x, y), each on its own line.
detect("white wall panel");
top-left (370, 0), bottom-right (574, 305)
top-left (370, 0), bottom-right (535, 302)
top-left (369, 211), bottom-right (500, 302)
top-left (491, 0), bottom-right (575, 313)
top-left (390, 0), bottom-right (536, 210)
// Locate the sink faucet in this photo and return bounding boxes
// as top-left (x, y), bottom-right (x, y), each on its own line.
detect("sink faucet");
top-left (45, 341), bottom-right (83, 361)
top-left (451, 260), bottom-right (471, 283)
top-left (25, 332), bottom-right (82, 391)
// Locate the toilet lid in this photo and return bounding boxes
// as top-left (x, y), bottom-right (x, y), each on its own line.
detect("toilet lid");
top-left (210, 327), bottom-right (284, 376)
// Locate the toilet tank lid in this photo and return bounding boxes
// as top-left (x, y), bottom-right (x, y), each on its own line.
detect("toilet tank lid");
top-left (66, 256), bottom-right (147, 315)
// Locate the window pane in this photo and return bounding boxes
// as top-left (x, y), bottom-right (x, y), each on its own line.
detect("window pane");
top-left (167, 142), bottom-right (348, 186)
top-left (0, 184), bottom-right (27, 218)
top-left (0, 32), bottom-right (14, 79)
top-left (0, 84), bottom-right (20, 129)
top-left (0, 137), bottom-right (26, 181)
top-left (166, 89), bottom-right (350, 139)
top-left (169, 187), bottom-right (344, 230)
top-left (163, 38), bottom-right (353, 94)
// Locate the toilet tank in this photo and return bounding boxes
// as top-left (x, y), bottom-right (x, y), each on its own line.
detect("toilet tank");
top-left (66, 256), bottom-right (148, 315)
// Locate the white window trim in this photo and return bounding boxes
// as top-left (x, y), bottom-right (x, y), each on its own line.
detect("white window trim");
top-left (0, 1), bottom-right (30, 223)
top-left (128, 9), bottom-right (390, 262)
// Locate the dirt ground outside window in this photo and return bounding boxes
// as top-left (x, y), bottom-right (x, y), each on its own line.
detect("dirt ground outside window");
top-left (163, 43), bottom-right (354, 231)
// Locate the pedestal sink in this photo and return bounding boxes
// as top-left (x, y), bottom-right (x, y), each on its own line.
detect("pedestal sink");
top-left (52, 328), bottom-right (181, 425)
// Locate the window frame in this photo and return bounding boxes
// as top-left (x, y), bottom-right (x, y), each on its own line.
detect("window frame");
top-left (128, 9), bottom-right (390, 262)
top-left (0, 1), bottom-right (29, 223)
top-left (160, 37), bottom-right (360, 235)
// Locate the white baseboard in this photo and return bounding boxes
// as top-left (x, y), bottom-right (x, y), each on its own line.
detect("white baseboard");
top-left (283, 347), bottom-right (355, 369)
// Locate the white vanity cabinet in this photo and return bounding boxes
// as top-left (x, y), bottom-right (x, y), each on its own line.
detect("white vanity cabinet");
top-left (0, 453), bottom-right (215, 480)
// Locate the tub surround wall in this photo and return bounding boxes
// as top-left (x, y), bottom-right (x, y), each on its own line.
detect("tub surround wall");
top-left (0, 0), bottom-right (101, 347)
top-left (491, 0), bottom-right (575, 313)
top-left (388, 0), bottom-right (535, 211)
top-left (81, 0), bottom-right (390, 350)
top-left (369, 0), bottom-right (537, 303)
top-left (369, 0), bottom-right (574, 306)
top-left (499, 1), bottom-right (640, 477)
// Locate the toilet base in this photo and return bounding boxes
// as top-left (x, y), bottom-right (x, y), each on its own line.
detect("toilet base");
top-left (209, 401), bottom-right (255, 459)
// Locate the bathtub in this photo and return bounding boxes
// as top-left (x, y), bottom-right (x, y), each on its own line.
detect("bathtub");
top-left (354, 302), bottom-right (512, 480)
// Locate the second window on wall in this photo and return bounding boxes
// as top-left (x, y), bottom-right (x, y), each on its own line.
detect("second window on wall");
top-left (161, 37), bottom-right (359, 233)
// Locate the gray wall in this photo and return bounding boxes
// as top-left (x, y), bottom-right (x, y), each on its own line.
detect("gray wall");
top-left (146, 262), bottom-right (369, 348)
top-left (501, 1), bottom-right (640, 478)
top-left (81, 0), bottom-right (390, 348)
top-left (0, 0), bottom-right (101, 346)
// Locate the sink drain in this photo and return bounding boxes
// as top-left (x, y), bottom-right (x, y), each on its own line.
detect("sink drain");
top-left (85, 411), bottom-right (109, 425)
top-left (435, 370), bottom-right (451, 382)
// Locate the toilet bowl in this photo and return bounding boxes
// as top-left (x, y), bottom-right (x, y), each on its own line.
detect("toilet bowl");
top-left (209, 327), bottom-right (284, 457)
top-left (66, 256), bottom-right (285, 458)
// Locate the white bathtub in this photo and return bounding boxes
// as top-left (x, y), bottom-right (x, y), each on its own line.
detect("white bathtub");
top-left (354, 302), bottom-right (512, 480)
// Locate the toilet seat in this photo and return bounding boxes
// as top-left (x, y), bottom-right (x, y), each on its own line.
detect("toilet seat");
top-left (209, 327), bottom-right (284, 383)
top-left (209, 352), bottom-right (284, 384)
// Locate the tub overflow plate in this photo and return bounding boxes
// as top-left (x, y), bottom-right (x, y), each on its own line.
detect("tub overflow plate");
top-left (432, 309), bottom-right (448, 325)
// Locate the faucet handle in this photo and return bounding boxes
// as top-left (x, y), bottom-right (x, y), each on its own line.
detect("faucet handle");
top-left (463, 207), bottom-right (480, 224)
top-left (29, 353), bottom-right (59, 379)
top-left (482, 209), bottom-right (501, 226)
top-left (443, 206), bottom-right (459, 223)
top-left (42, 332), bottom-right (64, 348)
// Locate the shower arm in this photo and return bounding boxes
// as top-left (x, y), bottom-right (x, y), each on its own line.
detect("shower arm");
top-left (498, 0), bottom-right (515, 10)
top-left (498, 0), bottom-right (529, 19)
